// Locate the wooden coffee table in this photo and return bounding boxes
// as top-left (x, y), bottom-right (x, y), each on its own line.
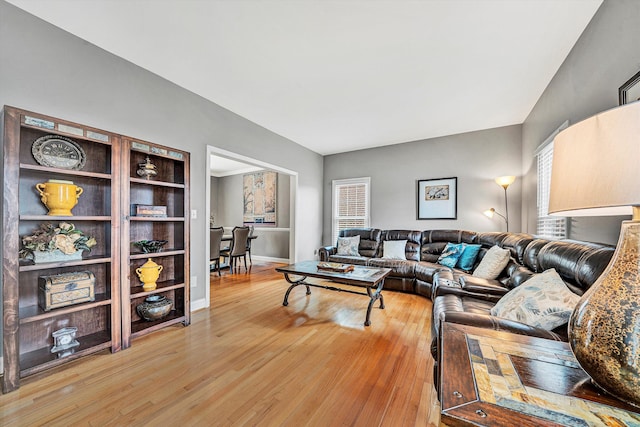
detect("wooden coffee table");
top-left (275, 260), bottom-right (392, 326)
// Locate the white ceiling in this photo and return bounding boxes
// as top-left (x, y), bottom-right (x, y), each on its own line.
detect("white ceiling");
top-left (209, 156), bottom-right (263, 177)
top-left (7, 0), bottom-right (602, 156)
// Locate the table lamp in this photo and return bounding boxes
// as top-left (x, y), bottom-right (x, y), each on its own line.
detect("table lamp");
top-left (548, 101), bottom-right (640, 407)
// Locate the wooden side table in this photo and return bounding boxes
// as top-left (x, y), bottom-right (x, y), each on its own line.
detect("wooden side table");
top-left (439, 322), bottom-right (640, 427)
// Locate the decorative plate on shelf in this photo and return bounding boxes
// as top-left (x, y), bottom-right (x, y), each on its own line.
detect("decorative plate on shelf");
top-left (32, 135), bottom-right (86, 170)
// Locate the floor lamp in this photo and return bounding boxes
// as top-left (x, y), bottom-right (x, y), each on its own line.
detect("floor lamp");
top-left (485, 176), bottom-right (515, 231)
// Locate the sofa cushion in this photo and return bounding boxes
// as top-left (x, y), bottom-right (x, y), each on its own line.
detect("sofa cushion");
top-left (338, 228), bottom-right (382, 258)
top-left (472, 245), bottom-right (510, 279)
top-left (436, 242), bottom-right (465, 268)
top-left (367, 258), bottom-right (416, 278)
top-left (490, 269), bottom-right (580, 330)
top-left (383, 230), bottom-right (422, 261)
top-left (456, 244), bottom-right (482, 271)
top-left (382, 240), bottom-right (407, 260)
top-left (337, 235), bottom-right (360, 256)
top-left (415, 261), bottom-right (444, 284)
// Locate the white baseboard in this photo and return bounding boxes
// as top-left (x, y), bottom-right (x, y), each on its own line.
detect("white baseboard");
top-left (190, 297), bottom-right (209, 312)
top-left (252, 255), bottom-right (290, 263)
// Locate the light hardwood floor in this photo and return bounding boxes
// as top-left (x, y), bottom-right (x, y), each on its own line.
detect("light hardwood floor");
top-left (0, 261), bottom-right (442, 426)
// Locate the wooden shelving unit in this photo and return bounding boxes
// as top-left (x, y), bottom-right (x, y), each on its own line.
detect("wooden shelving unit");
top-left (2, 106), bottom-right (121, 393)
top-left (1, 106), bottom-right (190, 392)
top-left (120, 137), bottom-right (190, 348)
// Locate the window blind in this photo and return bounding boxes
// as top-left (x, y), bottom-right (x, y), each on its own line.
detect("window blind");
top-left (537, 142), bottom-right (566, 239)
top-left (332, 177), bottom-right (370, 243)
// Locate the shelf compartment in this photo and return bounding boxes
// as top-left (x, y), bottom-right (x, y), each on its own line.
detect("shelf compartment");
top-left (129, 255), bottom-right (185, 290)
top-left (18, 124), bottom-right (113, 175)
top-left (19, 330), bottom-right (112, 377)
top-left (128, 150), bottom-right (185, 185)
top-left (18, 305), bottom-right (112, 355)
top-left (130, 313), bottom-right (187, 338)
top-left (129, 185), bottom-right (185, 218)
top-left (128, 222), bottom-right (185, 252)
top-left (19, 293), bottom-right (112, 323)
top-left (19, 172), bottom-right (113, 217)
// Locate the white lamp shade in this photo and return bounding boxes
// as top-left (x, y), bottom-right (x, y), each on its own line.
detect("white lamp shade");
top-left (549, 102), bottom-right (640, 217)
top-left (495, 175), bottom-right (516, 188)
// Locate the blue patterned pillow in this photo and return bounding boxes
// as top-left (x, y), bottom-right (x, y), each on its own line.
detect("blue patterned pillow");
top-left (456, 244), bottom-right (482, 271)
top-left (437, 242), bottom-right (465, 268)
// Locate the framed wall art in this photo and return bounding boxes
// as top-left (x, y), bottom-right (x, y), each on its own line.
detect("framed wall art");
top-left (417, 177), bottom-right (457, 220)
top-left (243, 171), bottom-right (277, 226)
top-left (618, 69), bottom-right (640, 105)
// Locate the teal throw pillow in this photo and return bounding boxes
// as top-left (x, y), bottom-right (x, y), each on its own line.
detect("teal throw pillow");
top-left (437, 242), bottom-right (465, 268)
top-left (456, 244), bottom-right (482, 271)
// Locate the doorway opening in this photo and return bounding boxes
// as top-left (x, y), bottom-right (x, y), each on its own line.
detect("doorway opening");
top-left (203, 146), bottom-right (297, 308)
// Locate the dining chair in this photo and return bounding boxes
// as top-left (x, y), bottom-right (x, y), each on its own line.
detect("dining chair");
top-left (220, 226), bottom-right (250, 273)
top-left (209, 227), bottom-right (224, 276)
top-left (246, 225), bottom-right (255, 265)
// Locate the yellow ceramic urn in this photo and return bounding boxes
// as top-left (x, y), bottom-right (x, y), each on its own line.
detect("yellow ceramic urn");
top-left (35, 179), bottom-right (83, 216)
top-left (136, 258), bottom-right (163, 291)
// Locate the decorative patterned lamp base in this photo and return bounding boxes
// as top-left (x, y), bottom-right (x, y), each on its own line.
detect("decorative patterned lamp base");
top-left (569, 219), bottom-right (640, 408)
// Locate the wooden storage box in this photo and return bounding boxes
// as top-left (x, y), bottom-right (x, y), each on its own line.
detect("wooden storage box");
top-left (132, 204), bottom-right (167, 217)
top-left (38, 271), bottom-right (96, 311)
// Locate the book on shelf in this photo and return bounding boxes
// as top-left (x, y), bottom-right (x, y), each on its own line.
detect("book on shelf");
top-left (317, 262), bottom-right (355, 273)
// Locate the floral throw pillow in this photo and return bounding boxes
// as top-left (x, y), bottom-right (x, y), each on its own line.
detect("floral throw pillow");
top-left (337, 235), bottom-right (360, 256)
top-left (490, 268), bottom-right (581, 330)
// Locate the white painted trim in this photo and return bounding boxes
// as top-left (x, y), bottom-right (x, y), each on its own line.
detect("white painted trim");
top-left (190, 298), bottom-right (208, 312)
top-left (251, 255), bottom-right (290, 263)
top-left (209, 146), bottom-right (297, 176)
top-left (0, 357), bottom-right (3, 374)
top-left (205, 145), bottom-right (298, 307)
top-left (248, 227), bottom-right (290, 232)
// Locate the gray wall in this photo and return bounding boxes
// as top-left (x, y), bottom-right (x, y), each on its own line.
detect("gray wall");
top-left (210, 176), bottom-right (219, 226)
top-left (211, 172), bottom-right (290, 258)
top-left (521, 0), bottom-right (638, 245)
top-left (323, 125), bottom-right (522, 244)
top-left (0, 2), bottom-right (323, 314)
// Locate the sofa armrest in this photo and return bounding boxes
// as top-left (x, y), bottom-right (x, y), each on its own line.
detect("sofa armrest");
top-left (458, 276), bottom-right (510, 297)
top-left (318, 246), bottom-right (336, 261)
top-left (440, 312), bottom-right (563, 341)
top-left (431, 312), bottom-right (564, 359)
top-left (431, 273), bottom-right (508, 303)
top-left (431, 270), bottom-right (459, 300)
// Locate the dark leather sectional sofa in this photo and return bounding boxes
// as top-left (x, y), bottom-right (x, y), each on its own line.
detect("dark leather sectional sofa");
top-left (319, 228), bottom-right (614, 390)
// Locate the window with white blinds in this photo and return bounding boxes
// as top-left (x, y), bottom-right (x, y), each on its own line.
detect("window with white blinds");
top-left (537, 142), bottom-right (567, 239)
top-left (332, 177), bottom-right (371, 243)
